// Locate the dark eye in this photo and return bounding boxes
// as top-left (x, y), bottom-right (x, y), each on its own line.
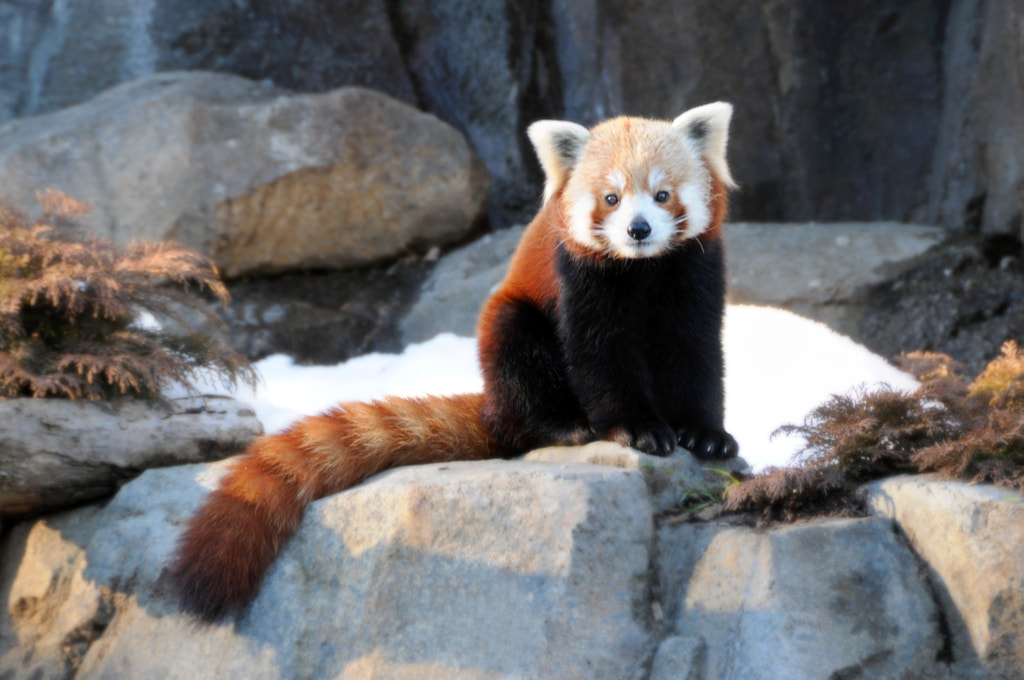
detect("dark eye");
top-left (604, 194), bottom-right (618, 206)
top-left (654, 190), bottom-right (670, 203)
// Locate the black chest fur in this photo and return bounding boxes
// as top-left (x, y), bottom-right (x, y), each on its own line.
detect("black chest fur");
top-left (554, 239), bottom-right (727, 437)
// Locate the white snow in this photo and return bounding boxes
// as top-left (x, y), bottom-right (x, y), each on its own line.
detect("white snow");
top-left (178, 304), bottom-right (919, 472)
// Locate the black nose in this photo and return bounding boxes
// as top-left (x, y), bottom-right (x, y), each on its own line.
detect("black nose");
top-left (627, 219), bottom-right (651, 241)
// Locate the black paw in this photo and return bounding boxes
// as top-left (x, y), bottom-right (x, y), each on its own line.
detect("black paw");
top-left (608, 421), bottom-right (678, 457)
top-left (677, 428), bottom-right (739, 460)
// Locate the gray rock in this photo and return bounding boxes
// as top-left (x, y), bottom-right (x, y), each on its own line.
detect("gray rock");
top-left (866, 475), bottom-right (1024, 679)
top-left (3, 444), bottom-right (1022, 679)
top-left (725, 221), bottom-right (948, 336)
top-left (525, 440), bottom-right (750, 515)
top-left (401, 225), bottom-right (525, 344)
top-left (386, 0), bottom-right (549, 225)
top-left (0, 71), bottom-right (489, 277)
top-left (658, 517), bottom-right (946, 680)
top-left (0, 457), bottom-right (656, 679)
top-left (0, 395), bottom-right (261, 518)
top-left (649, 635), bottom-right (705, 680)
top-left (928, 0), bottom-right (1024, 235)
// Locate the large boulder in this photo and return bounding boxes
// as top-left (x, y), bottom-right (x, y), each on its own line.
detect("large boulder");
top-left (0, 396), bottom-right (261, 519)
top-left (0, 455), bottom-right (657, 679)
top-left (0, 0), bottom-right (540, 226)
top-left (0, 71), bottom-right (490, 277)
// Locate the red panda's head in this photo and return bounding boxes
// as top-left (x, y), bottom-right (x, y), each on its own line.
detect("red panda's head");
top-left (527, 103), bottom-right (736, 259)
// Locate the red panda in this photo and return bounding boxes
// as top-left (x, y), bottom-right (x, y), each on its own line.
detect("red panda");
top-left (169, 103), bottom-right (739, 621)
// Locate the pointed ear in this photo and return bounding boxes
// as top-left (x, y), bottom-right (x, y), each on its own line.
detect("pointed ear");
top-left (673, 102), bottom-right (737, 189)
top-left (527, 120), bottom-right (591, 203)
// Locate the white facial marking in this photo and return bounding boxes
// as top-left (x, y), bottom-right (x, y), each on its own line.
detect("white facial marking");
top-left (606, 170), bottom-right (626, 193)
top-left (600, 192), bottom-right (676, 258)
top-left (648, 168), bottom-right (666, 191)
top-left (566, 188), bottom-right (600, 249)
top-left (679, 181), bottom-right (710, 238)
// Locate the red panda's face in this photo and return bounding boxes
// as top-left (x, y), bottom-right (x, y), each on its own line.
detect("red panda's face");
top-left (527, 104), bottom-right (735, 260)
top-left (562, 120), bottom-right (712, 259)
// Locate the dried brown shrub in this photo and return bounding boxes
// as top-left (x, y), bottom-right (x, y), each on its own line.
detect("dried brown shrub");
top-left (724, 341), bottom-right (1024, 522)
top-left (0, 191), bottom-right (258, 400)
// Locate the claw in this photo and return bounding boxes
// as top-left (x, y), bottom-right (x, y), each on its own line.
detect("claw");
top-left (608, 421), bottom-right (677, 457)
top-left (677, 428), bottom-right (739, 460)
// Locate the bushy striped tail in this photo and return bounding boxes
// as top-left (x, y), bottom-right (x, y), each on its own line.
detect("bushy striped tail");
top-left (168, 393), bottom-right (500, 621)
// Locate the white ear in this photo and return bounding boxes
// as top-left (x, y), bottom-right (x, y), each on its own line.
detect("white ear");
top-left (527, 120), bottom-right (591, 203)
top-left (672, 102), bottom-right (736, 189)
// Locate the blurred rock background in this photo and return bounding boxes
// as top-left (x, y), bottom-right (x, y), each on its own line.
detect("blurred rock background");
top-left (1, 0), bottom-right (1022, 372)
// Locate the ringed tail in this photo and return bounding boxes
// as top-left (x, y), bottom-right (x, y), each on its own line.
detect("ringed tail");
top-left (168, 392), bottom-right (500, 621)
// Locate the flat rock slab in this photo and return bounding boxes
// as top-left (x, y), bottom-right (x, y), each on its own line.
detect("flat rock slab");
top-left (725, 222), bottom-right (947, 335)
top-left (0, 396), bottom-right (261, 517)
top-left (866, 475), bottom-right (1024, 679)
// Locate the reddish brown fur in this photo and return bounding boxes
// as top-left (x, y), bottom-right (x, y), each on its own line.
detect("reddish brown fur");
top-left (478, 197), bottom-right (567, 362)
top-left (169, 393), bottom-right (500, 620)
top-left (698, 174), bottom-right (730, 245)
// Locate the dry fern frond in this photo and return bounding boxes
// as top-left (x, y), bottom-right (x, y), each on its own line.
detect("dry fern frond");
top-left (0, 191), bottom-right (258, 400)
top-left (727, 341), bottom-right (1024, 522)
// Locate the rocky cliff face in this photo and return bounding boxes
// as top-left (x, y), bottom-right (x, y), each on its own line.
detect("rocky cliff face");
top-left (1, 0), bottom-right (1022, 233)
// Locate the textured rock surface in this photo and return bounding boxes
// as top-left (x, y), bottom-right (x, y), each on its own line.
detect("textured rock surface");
top-left (0, 396), bottom-right (261, 518)
top-left (648, 636), bottom-right (705, 680)
top-left (0, 457), bottom-right (657, 679)
top-left (0, 0), bottom-right (416, 122)
top-left (658, 517), bottom-right (948, 680)
top-left (928, 0), bottom-right (1024, 234)
top-left (0, 71), bottom-right (489, 277)
top-left (866, 475), bottom-right (1024, 679)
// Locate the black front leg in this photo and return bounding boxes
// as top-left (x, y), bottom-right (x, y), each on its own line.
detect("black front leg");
top-left (561, 326), bottom-right (676, 457)
top-left (479, 298), bottom-right (593, 455)
top-left (556, 255), bottom-right (677, 457)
